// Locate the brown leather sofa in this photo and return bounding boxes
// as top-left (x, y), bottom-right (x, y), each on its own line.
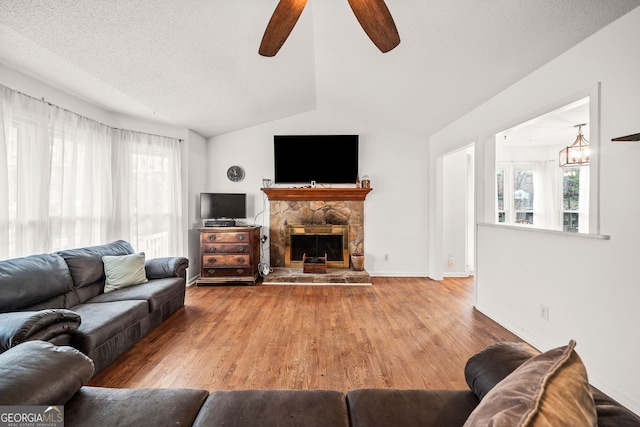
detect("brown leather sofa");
top-left (1, 340), bottom-right (638, 426)
top-left (0, 241), bottom-right (188, 374)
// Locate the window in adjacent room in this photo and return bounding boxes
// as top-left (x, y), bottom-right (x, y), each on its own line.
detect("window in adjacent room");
top-left (494, 96), bottom-right (591, 233)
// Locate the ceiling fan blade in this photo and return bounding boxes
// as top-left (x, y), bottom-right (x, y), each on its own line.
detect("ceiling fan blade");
top-left (347, 0), bottom-right (400, 53)
top-left (259, 0), bottom-right (308, 57)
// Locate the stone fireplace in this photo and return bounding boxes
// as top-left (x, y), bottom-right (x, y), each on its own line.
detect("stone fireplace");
top-left (261, 187), bottom-right (371, 269)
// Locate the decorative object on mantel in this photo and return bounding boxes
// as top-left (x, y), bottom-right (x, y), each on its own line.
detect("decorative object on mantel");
top-left (262, 178), bottom-right (272, 188)
top-left (361, 175), bottom-right (371, 188)
top-left (612, 132), bottom-right (640, 142)
top-left (351, 252), bottom-right (365, 271)
top-left (261, 187), bottom-right (372, 201)
top-left (559, 123), bottom-right (590, 167)
top-left (302, 253), bottom-right (327, 274)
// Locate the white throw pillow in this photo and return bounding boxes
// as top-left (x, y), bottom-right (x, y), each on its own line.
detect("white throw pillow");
top-left (102, 252), bottom-right (148, 293)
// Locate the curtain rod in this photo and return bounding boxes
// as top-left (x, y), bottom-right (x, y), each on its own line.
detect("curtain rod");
top-left (1, 83), bottom-right (184, 143)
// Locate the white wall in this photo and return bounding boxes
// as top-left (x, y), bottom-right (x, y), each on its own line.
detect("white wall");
top-left (430, 8), bottom-right (640, 414)
top-left (206, 109), bottom-right (429, 276)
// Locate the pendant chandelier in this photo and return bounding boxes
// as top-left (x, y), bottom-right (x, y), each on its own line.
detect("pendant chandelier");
top-left (559, 123), bottom-right (590, 167)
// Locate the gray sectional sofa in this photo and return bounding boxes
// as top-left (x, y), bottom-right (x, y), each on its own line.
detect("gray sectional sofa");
top-left (0, 240), bottom-right (188, 374)
top-left (1, 340), bottom-right (639, 426)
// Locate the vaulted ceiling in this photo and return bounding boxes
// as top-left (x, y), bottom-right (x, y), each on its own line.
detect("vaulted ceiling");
top-left (0, 0), bottom-right (638, 138)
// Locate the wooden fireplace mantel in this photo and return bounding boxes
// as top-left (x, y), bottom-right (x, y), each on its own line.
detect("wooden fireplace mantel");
top-left (261, 187), bottom-right (372, 201)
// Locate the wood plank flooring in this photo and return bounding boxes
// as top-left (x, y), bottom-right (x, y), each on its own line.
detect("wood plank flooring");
top-left (89, 277), bottom-right (524, 392)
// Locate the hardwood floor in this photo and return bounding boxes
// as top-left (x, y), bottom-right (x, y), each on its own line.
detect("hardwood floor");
top-left (89, 277), bottom-right (524, 392)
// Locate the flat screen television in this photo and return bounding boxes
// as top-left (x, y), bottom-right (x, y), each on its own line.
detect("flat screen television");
top-left (200, 193), bottom-right (247, 219)
top-left (274, 135), bottom-right (359, 184)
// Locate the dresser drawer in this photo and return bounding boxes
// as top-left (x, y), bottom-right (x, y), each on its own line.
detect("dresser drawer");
top-left (202, 254), bottom-right (250, 267)
top-left (201, 267), bottom-right (253, 277)
top-left (201, 232), bottom-right (249, 243)
top-left (202, 243), bottom-right (250, 254)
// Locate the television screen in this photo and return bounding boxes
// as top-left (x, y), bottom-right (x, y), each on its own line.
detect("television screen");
top-left (274, 135), bottom-right (359, 184)
top-left (200, 193), bottom-right (247, 219)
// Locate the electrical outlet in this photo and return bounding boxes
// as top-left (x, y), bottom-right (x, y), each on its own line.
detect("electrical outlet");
top-left (447, 255), bottom-right (455, 267)
top-left (540, 304), bottom-right (549, 321)
top-left (384, 254), bottom-right (390, 261)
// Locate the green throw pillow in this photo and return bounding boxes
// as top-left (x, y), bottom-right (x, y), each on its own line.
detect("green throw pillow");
top-left (102, 252), bottom-right (148, 293)
top-left (463, 340), bottom-right (597, 427)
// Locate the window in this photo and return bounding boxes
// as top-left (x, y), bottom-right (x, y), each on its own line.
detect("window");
top-left (0, 84), bottom-right (183, 259)
top-left (494, 96), bottom-right (592, 233)
top-left (562, 167), bottom-right (580, 232)
top-left (496, 164), bottom-right (534, 225)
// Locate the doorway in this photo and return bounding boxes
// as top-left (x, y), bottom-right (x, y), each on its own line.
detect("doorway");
top-left (442, 145), bottom-right (475, 277)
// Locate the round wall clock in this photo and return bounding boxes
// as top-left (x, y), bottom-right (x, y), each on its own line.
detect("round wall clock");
top-left (226, 165), bottom-right (245, 182)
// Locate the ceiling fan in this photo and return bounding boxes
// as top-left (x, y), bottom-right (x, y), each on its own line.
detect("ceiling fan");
top-left (259, 0), bottom-right (400, 57)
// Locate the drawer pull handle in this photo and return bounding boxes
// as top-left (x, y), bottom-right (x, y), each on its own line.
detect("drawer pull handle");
top-left (208, 258), bottom-right (217, 264)
top-left (237, 235), bottom-right (245, 241)
top-left (237, 257), bottom-right (245, 263)
top-left (208, 247), bottom-right (217, 253)
top-left (208, 235), bottom-right (216, 241)
top-left (237, 246), bottom-right (245, 252)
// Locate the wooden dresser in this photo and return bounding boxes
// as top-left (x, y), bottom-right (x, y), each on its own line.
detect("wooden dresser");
top-left (196, 226), bottom-right (261, 286)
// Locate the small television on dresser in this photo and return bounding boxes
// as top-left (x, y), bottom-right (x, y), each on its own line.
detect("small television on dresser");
top-left (273, 135), bottom-right (359, 184)
top-left (200, 193), bottom-right (247, 226)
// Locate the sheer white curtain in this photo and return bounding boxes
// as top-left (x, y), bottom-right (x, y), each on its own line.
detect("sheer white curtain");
top-left (532, 160), bottom-right (560, 231)
top-left (0, 84), bottom-right (183, 259)
top-left (111, 129), bottom-right (183, 258)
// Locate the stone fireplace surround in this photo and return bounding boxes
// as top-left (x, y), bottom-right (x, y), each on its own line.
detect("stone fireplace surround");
top-left (261, 188), bottom-right (371, 269)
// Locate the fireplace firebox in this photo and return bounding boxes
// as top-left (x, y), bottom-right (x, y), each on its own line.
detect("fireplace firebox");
top-left (285, 225), bottom-right (349, 268)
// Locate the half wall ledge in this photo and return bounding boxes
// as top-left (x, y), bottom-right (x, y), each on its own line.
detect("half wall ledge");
top-left (261, 187), bottom-right (372, 201)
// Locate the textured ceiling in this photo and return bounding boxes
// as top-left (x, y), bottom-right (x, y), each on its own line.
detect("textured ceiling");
top-left (0, 0), bottom-right (638, 138)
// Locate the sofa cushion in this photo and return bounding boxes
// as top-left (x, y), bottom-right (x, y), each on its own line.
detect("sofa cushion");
top-left (193, 390), bottom-right (350, 427)
top-left (465, 341), bottom-right (539, 400)
top-left (70, 300), bottom-right (149, 354)
top-left (102, 252), bottom-right (148, 293)
top-left (65, 386), bottom-right (208, 427)
top-left (0, 341), bottom-right (94, 405)
top-left (347, 389), bottom-right (479, 427)
top-left (462, 340), bottom-right (597, 427)
top-left (57, 240), bottom-right (134, 290)
top-left (87, 277), bottom-right (185, 312)
top-left (0, 253), bottom-right (75, 312)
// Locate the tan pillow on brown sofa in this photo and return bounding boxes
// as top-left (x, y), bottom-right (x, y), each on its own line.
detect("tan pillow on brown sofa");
top-left (463, 340), bottom-right (596, 427)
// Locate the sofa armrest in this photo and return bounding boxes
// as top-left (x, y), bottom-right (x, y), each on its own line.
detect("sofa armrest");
top-left (145, 257), bottom-right (189, 279)
top-left (0, 341), bottom-right (94, 405)
top-left (0, 309), bottom-right (81, 353)
top-left (464, 341), bottom-right (538, 400)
